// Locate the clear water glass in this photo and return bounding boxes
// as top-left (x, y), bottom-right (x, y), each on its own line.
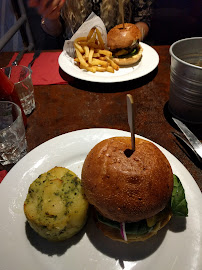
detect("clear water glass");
top-left (0, 101), bottom-right (27, 165)
top-left (1, 65), bottom-right (35, 115)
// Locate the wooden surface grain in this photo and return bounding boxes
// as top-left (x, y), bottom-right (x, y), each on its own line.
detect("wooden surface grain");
top-left (0, 46), bottom-right (201, 191)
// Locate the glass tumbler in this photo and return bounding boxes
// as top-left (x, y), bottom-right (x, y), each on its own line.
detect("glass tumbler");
top-left (1, 65), bottom-right (35, 115)
top-left (0, 101), bottom-right (27, 165)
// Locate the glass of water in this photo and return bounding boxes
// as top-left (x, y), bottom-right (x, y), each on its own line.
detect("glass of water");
top-left (1, 65), bottom-right (35, 115)
top-left (0, 101), bottom-right (27, 165)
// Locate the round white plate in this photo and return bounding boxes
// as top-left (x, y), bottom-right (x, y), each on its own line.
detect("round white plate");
top-left (58, 43), bottom-right (159, 83)
top-left (0, 128), bottom-right (201, 270)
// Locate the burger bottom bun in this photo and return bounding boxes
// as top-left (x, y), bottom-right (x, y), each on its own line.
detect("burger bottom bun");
top-left (96, 210), bottom-right (172, 243)
top-left (113, 45), bottom-right (143, 66)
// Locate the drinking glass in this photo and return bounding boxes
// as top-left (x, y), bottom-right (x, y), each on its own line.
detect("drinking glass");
top-left (0, 101), bottom-right (27, 165)
top-left (1, 65), bottom-right (35, 115)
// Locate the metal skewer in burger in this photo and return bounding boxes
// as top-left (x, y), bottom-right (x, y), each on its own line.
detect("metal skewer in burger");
top-left (81, 96), bottom-right (188, 243)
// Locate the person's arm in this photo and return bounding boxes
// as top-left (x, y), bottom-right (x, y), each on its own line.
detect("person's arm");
top-left (133, 0), bottom-right (154, 41)
top-left (135, 22), bottom-right (149, 41)
top-left (28, 0), bottom-right (65, 37)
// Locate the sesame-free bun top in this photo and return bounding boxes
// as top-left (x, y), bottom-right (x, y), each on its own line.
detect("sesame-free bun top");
top-left (81, 137), bottom-right (173, 223)
top-left (107, 23), bottom-right (142, 50)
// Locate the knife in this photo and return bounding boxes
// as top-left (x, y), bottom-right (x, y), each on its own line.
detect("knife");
top-left (12, 47), bottom-right (28, 66)
top-left (5, 47), bottom-right (28, 78)
top-left (172, 117), bottom-right (202, 159)
top-left (28, 49), bottom-right (41, 71)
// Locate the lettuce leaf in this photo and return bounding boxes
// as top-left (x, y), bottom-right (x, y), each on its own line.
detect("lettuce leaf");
top-left (171, 175), bottom-right (188, 217)
top-left (117, 48), bottom-right (137, 59)
top-left (96, 211), bottom-right (153, 235)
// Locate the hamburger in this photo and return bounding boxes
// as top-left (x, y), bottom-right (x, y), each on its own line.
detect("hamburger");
top-left (107, 23), bottom-right (143, 66)
top-left (81, 137), bottom-right (188, 243)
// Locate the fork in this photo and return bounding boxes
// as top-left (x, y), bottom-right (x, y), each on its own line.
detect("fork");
top-left (28, 50), bottom-right (41, 71)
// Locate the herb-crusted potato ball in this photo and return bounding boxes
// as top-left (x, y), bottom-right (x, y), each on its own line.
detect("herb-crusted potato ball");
top-left (24, 167), bottom-right (89, 241)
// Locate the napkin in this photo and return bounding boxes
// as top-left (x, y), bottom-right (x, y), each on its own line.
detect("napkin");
top-left (9, 52), bottom-right (69, 86)
top-left (0, 170), bottom-right (7, 183)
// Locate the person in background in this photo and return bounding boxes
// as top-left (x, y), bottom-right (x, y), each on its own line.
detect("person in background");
top-left (28, 0), bottom-right (154, 42)
top-left (0, 0), bottom-right (24, 51)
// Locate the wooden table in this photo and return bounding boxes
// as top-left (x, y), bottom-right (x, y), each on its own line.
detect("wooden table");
top-left (0, 46), bottom-right (201, 191)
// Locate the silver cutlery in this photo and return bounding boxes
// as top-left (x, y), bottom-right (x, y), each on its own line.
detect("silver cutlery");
top-left (172, 132), bottom-right (202, 163)
top-left (172, 117), bottom-right (202, 162)
top-left (12, 47), bottom-right (28, 66)
top-left (5, 47), bottom-right (28, 78)
top-left (28, 50), bottom-right (41, 71)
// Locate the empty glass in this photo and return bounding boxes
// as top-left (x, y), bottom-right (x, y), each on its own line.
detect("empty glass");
top-left (0, 101), bottom-right (27, 165)
top-left (1, 65), bottom-right (35, 115)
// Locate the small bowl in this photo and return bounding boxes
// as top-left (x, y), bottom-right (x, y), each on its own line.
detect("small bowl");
top-left (168, 37), bottom-right (202, 124)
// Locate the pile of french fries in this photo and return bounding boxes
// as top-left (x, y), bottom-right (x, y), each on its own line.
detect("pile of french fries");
top-left (74, 27), bottom-right (119, 73)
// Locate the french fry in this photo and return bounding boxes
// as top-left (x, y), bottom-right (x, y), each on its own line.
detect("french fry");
top-left (75, 48), bottom-right (89, 67)
top-left (74, 42), bottom-right (84, 53)
top-left (106, 56), bottom-right (119, 71)
top-left (73, 27), bottom-right (120, 73)
top-left (74, 37), bottom-right (87, 43)
top-left (95, 66), bottom-right (107, 72)
top-left (80, 64), bottom-right (97, 73)
top-left (83, 46), bottom-right (89, 57)
top-left (106, 66), bottom-right (115, 73)
top-left (88, 32), bottom-right (96, 44)
top-left (91, 58), bottom-right (108, 67)
top-left (92, 53), bottom-right (100, 58)
top-left (88, 48), bottom-right (94, 64)
top-left (74, 57), bottom-right (80, 62)
top-left (87, 27), bottom-right (96, 40)
top-left (95, 28), bottom-right (105, 49)
top-left (97, 49), bottom-right (112, 57)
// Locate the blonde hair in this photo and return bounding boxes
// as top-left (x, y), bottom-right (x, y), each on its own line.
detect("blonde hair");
top-left (61, 0), bottom-right (132, 38)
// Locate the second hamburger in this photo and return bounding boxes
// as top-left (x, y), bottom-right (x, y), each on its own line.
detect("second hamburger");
top-left (107, 23), bottom-right (143, 66)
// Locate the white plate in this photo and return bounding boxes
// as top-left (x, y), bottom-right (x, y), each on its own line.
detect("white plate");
top-left (0, 128), bottom-right (202, 270)
top-left (58, 43), bottom-right (159, 83)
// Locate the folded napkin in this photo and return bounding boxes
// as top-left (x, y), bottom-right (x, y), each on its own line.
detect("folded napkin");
top-left (0, 170), bottom-right (7, 183)
top-left (9, 52), bottom-right (71, 86)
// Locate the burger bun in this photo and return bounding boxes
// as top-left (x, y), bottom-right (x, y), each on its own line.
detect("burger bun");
top-left (107, 23), bottom-right (142, 50)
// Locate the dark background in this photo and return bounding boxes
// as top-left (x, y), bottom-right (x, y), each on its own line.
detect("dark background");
top-left (1, 0), bottom-right (202, 51)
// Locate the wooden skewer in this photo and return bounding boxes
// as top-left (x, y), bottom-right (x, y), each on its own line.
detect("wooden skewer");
top-left (127, 94), bottom-right (135, 151)
top-left (119, 0), bottom-right (125, 29)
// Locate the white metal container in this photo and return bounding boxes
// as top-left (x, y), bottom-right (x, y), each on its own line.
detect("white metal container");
top-left (169, 37), bottom-right (202, 124)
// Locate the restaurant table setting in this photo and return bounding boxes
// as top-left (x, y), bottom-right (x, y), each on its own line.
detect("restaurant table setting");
top-left (8, 51), bottom-right (67, 85)
top-left (0, 14), bottom-right (202, 269)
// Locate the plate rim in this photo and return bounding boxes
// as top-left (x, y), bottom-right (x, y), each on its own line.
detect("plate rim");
top-left (1, 128), bottom-right (202, 270)
top-left (58, 42), bottom-right (159, 83)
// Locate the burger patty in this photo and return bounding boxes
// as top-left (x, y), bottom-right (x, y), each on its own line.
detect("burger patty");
top-left (112, 41), bottom-right (140, 58)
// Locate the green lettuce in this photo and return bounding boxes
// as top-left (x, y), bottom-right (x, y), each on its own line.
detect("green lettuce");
top-left (117, 48), bottom-right (138, 59)
top-left (171, 175), bottom-right (188, 217)
top-left (96, 211), bottom-right (153, 236)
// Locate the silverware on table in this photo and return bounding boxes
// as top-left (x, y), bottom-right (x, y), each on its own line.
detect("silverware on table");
top-left (28, 50), bottom-right (41, 71)
top-left (12, 47), bottom-right (28, 66)
top-left (5, 47), bottom-right (28, 78)
top-left (172, 117), bottom-right (202, 162)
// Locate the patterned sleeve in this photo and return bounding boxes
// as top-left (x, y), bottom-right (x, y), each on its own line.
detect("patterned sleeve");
top-left (132, 0), bottom-right (154, 28)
